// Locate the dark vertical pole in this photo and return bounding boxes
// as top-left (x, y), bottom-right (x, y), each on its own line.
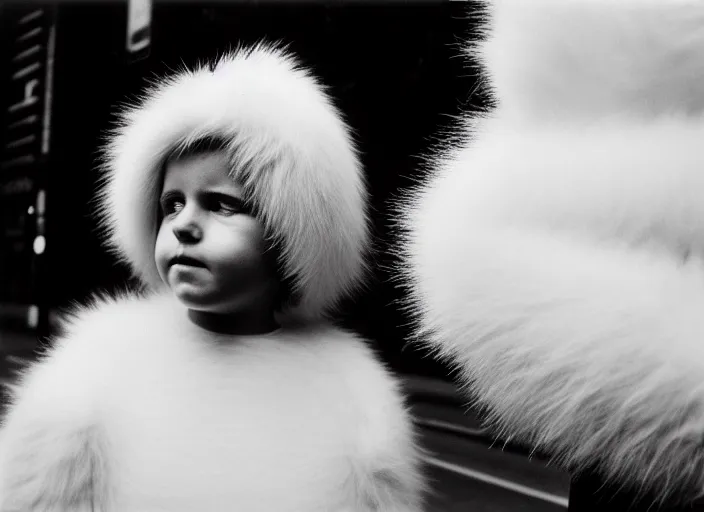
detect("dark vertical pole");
top-left (34, 4), bottom-right (56, 344)
top-left (1, 4), bottom-right (57, 353)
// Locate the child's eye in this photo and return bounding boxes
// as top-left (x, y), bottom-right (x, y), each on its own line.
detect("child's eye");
top-left (160, 195), bottom-right (185, 216)
top-left (207, 194), bottom-right (246, 216)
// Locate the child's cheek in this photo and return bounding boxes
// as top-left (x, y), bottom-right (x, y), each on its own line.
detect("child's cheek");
top-left (154, 228), bottom-right (173, 286)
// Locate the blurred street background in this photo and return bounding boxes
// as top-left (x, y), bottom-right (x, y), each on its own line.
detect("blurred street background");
top-left (0, 2), bottom-right (571, 509)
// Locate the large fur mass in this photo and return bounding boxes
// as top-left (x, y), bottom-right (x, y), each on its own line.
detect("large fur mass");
top-left (0, 294), bottom-right (424, 511)
top-left (480, 0), bottom-right (704, 122)
top-left (97, 45), bottom-right (369, 322)
top-left (401, 0), bottom-right (704, 502)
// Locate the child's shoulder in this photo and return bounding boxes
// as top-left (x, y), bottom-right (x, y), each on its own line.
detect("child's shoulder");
top-left (57, 289), bottom-right (178, 331)
top-left (52, 290), bottom-right (182, 348)
top-left (277, 323), bottom-right (404, 401)
top-left (279, 323), bottom-right (378, 366)
top-left (15, 292), bottom-right (182, 393)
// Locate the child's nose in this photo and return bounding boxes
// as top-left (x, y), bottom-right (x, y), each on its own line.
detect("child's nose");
top-left (172, 210), bottom-right (202, 244)
top-left (173, 222), bottom-right (202, 244)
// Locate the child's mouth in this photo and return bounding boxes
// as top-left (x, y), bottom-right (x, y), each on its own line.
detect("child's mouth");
top-left (170, 255), bottom-right (208, 269)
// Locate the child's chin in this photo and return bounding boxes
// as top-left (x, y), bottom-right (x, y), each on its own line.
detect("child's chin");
top-left (172, 287), bottom-right (212, 310)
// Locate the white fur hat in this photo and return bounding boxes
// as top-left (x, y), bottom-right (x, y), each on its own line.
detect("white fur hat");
top-left (97, 44), bottom-right (369, 322)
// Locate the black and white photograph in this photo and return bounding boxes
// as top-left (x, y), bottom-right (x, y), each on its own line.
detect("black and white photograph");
top-left (1, 1), bottom-right (703, 510)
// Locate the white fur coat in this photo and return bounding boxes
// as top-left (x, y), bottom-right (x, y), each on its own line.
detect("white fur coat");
top-left (402, 0), bottom-right (704, 502)
top-left (0, 293), bottom-right (424, 511)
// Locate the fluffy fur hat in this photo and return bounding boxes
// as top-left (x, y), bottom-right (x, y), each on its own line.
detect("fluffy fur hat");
top-left (97, 44), bottom-right (369, 322)
top-left (401, 0), bottom-right (704, 503)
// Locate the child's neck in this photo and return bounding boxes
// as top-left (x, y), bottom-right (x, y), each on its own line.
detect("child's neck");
top-left (187, 308), bottom-right (280, 336)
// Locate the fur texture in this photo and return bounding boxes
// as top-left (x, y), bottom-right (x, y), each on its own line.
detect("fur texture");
top-left (480, 0), bottom-right (704, 122)
top-left (97, 44), bottom-right (369, 322)
top-left (0, 294), bottom-right (424, 511)
top-left (400, 0), bottom-right (704, 503)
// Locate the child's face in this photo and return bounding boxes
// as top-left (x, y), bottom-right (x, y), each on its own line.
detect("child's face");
top-left (154, 150), bottom-right (279, 314)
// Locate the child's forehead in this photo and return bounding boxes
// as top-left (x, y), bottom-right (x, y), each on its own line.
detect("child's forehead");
top-left (162, 150), bottom-right (240, 191)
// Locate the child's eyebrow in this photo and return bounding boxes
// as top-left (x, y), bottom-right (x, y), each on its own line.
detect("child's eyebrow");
top-left (202, 186), bottom-right (245, 199)
top-left (159, 189), bottom-right (181, 199)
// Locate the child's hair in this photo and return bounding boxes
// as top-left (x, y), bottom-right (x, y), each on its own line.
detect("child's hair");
top-left (98, 44), bottom-right (368, 323)
top-left (158, 135), bottom-right (297, 312)
top-left (163, 135), bottom-right (230, 164)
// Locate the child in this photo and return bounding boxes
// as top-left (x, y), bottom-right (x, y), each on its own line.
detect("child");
top-left (400, 0), bottom-right (704, 508)
top-left (0, 45), bottom-right (424, 511)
